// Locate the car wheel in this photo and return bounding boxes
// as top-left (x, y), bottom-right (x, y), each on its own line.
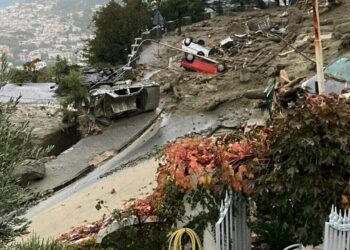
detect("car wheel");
top-left (185, 53), bottom-right (195, 63)
top-left (217, 63), bottom-right (225, 72)
top-left (184, 37), bottom-right (192, 46)
top-left (197, 51), bottom-right (205, 56)
top-left (197, 39), bottom-right (205, 46)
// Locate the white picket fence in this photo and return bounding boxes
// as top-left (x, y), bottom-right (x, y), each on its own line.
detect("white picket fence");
top-left (324, 205), bottom-right (350, 250)
top-left (215, 190), bottom-right (251, 250)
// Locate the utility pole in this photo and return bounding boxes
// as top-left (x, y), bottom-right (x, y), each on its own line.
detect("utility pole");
top-left (312, 0), bottom-right (325, 94)
top-left (153, 10), bottom-right (165, 57)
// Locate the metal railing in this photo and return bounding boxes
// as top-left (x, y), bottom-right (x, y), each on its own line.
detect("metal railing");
top-left (215, 190), bottom-right (251, 250)
top-left (324, 205), bottom-right (350, 250)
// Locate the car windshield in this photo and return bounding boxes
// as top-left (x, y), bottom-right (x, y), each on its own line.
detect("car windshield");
top-left (324, 57), bottom-right (350, 82)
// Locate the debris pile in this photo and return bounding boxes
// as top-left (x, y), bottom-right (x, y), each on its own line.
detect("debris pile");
top-left (137, 3), bottom-right (348, 119)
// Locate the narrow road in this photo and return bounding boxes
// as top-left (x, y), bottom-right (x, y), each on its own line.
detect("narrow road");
top-left (24, 112), bottom-right (220, 238)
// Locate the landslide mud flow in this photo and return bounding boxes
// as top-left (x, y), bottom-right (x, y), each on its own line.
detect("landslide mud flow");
top-left (22, 0), bottom-right (350, 243)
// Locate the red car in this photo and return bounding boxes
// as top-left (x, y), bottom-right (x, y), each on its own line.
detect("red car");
top-left (181, 53), bottom-right (225, 75)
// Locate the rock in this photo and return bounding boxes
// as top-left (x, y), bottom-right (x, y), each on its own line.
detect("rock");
top-left (335, 22), bottom-right (350, 34)
top-left (13, 158), bottom-right (47, 184)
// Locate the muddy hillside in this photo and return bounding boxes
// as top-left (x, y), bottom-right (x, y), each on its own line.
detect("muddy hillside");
top-left (136, 3), bottom-right (348, 119)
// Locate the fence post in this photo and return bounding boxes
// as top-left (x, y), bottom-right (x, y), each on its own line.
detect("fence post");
top-left (215, 191), bottom-right (251, 250)
top-left (324, 205), bottom-right (350, 250)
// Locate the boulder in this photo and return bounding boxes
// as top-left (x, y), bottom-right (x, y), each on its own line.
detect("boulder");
top-left (13, 158), bottom-right (47, 184)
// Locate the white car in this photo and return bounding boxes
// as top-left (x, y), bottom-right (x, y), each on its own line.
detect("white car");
top-left (181, 37), bottom-right (212, 57)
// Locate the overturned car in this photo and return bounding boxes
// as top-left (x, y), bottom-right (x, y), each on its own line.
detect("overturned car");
top-left (182, 37), bottom-right (214, 57)
top-left (89, 80), bottom-right (160, 119)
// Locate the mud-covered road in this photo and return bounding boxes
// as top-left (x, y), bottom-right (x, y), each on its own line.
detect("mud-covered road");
top-left (24, 112), bottom-right (221, 238)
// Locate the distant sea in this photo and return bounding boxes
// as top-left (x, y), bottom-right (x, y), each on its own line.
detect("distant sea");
top-left (0, 0), bottom-right (25, 9)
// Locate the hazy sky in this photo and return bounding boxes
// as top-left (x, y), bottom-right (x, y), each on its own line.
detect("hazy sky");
top-left (0, 0), bottom-right (25, 9)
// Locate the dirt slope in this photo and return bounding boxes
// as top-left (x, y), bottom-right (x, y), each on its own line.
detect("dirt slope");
top-left (137, 3), bottom-right (349, 119)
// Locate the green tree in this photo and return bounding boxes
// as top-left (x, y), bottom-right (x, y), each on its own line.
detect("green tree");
top-left (59, 70), bottom-right (88, 110)
top-left (51, 57), bottom-right (70, 84)
top-left (58, 70), bottom-right (89, 125)
top-left (159, 0), bottom-right (204, 33)
top-left (87, 0), bottom-right (151, 65)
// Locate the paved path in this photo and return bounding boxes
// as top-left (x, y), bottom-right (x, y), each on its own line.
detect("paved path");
top-left (30, 110), bottom-right (161, 193)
